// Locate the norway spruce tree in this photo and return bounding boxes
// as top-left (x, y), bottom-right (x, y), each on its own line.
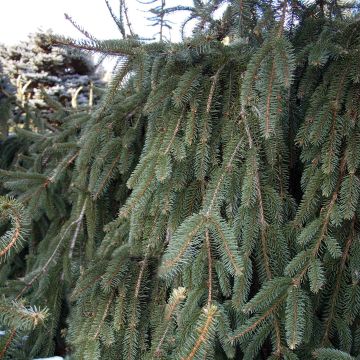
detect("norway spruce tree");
top-left (1, 0), bottom-right (360, 359)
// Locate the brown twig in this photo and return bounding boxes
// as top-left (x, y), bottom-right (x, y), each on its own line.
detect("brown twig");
top-left (0, 328), bottom-right (16, 359)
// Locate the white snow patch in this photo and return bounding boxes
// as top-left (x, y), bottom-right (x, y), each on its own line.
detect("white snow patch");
top-left (33, 357), bottom-right (63, 360)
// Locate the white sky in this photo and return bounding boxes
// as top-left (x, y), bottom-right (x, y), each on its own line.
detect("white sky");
top-left (0, 0), bottom-right (193, 45)
top-left (0, 0), bottom-right (231, 72)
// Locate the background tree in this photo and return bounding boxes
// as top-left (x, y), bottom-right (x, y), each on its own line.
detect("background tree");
top-left (0, 31), bottom-right (103, 127)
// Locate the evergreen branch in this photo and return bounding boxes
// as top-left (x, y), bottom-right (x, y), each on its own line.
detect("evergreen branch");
top-left (323, 74), bottom-right (346, 174)
top-left (205, 137), bottom-right (242, 214)
top-left (134, 257), bottom-right (147, 298)
top-left (0, 196), bottom-right (29, 261)
top-left (0, 328), bottom-right (16, 360)
top-left (291, 256), bottom-right (311, 287)
top-left (234, 108), bottom-right (283, 353)
top-left (0, 169), bottom-right (47, 181)
top-left (15, 246), bottom-right (60, 300)
top-left (64, 13), bottom-right (97, 40)
top-left (207, 214), bottom-right (243, 276)
top-left (153, 287), bottom-right (186, 357)
top-left (243, 277), bottom-right (291, 314)
top-left (206, 64), bottom-right (225, 114)
top-left (20, 178), bottom-right (50, 205)
top-left (322, 217), bottom-right (356, 343)
top-left (159, 214), bottom-right (205, 278)
top-left (69, 198), bottom-right (88, 259)
top-left (339, 174), bottom-right (360, 220)
top-left (205, 227), bottom-right (213, 307)
top-left (180, 14), bottom-right (197, 40)
top-left (147, 210), bottom-right (162, 242)
top-left (240, 41), bottom-right (272, 106)
top-left (264, 60), bottom-right (276, 138)
top-left (119, 171), bottom-right (156, 218)
top-left (71, 273), bottom-right (104, 300)
top-left (277, 38), bottom-right (293, 88)
top-left (96, 59), bottom-right (133, 118)
top-left (312, 155), bottom-right (346, 257)
top-left (123, 297), bottom-right (140, 360)
top-left (181, 305), bottom-right (218, 360)
top-left (312, 348), bottom-right (355, 360)
top-left (92, 153), bottom-right (121, 200)
top-left (114, 286), bottom-right (127, 331)
top-left (164, 112), bottom-right (183, 154)
top-left (44, 119), bottom-right (61, 133)
top-left (273, 317), bottom-right (283, 357)
top-left (105, 0), bottom-right (126, 38)
top-left (0, 215), bottom-right (20, 259)
top-left (165, 286), bottom-right (186, 321)
top-left (50, 36), bottom-right (141, 57)
top-left (14, 126), bottom-right (47, 140)
top-left (122, 0), bottom-right (135, 37)
top-left (100, 245), bottom-right (131, 291)
top-left (277, 0), bottom-right (288, 37)
top-left (173, 68), bottom-right (201, 107)
top-left (206, 171), bottom-right (226, 214)
top-left (16, 205), bottom-right (88, 299)
top-left (161, 5), bottom-right (193, 13)
top-left (0, 300), bottom-right (48, 330)
top-left (231, 294), bottom-right (286, 342)
top-left (242, 112), bottom-right (272, 279)
top-left (48, 150), bottom-right (79, 183)
top-left (93, 291), bottom-right (115, 339)
top-left (285, 286), bottom-right (307, 349)
top-left (242, 321), bottom-right (273, 360)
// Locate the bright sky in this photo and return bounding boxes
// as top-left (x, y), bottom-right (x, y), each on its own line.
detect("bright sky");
top-left (0, 0), bottom-right (193, 45)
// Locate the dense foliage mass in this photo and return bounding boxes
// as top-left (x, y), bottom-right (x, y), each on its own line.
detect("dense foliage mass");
top-left (1, 0), bottom-right (360, 359)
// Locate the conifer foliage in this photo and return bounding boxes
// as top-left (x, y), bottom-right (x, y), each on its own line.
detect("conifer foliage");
top-left (0, 0), bottom-right (360, 359)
